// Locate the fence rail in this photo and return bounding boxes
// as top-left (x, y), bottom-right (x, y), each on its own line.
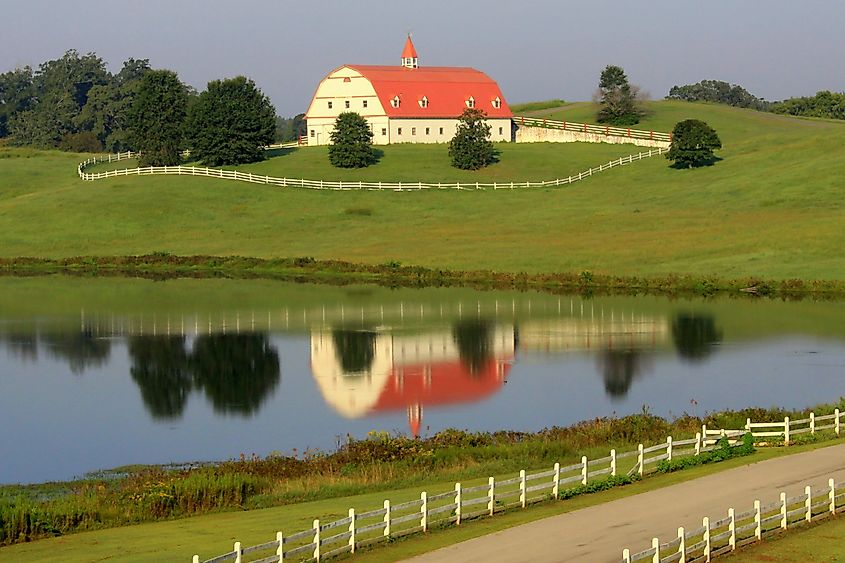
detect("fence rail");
top-left (621, 478), bottom-right (845, 563)
top-left (77, 147), bottom-right (670, 191)
top-left (515, 116), bottom-right (672, 143)
top-left (192, 409), bottom-right (843, 562)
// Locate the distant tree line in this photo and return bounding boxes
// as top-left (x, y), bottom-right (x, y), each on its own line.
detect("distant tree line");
top-left (0, 49), bottom-right (300, 162)
top-left (667, 79), bottom-right (845, 120)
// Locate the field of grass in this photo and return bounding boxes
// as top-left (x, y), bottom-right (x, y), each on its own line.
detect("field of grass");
top-left (724, 515), bottom-right (845, 562)
top-left (2, 101), bottom-right (845, 280)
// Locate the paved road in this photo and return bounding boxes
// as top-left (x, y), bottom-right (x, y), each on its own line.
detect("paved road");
top-left (406, 443), bottom-right (845, 563)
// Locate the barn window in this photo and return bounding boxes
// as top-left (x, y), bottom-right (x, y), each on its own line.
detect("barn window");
top-left (381, 128), bottom-right (387, 136)
top-left (345, 100), bottom-right (350, 109)
top-left (425, 127), bottom-right (430, 135)
top-left (499, 127), bottom-right (503, 135)
top-left (310, 129), bottom-right (315, 137)
top-left (327, 101), bottom-right (333, 109)
top-left (419, 96), bottom-right (429, 108)
top-left (439, 127), bottom-right (444, 135)
top-left (492, 97), bottom-right (501, 109)
top-left (466, 96), bottom-right (475, 108)
top-left (363, 100), bottom-right (368, 108)
top-left (412, 127), bottom-right (416, 135)
top-left (398, 127), bottom-right (402, 135)
top-left (391, 96), bottom-right (400, 108)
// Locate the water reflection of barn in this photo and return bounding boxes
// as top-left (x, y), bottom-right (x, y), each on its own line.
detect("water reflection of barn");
top-left (310, 324), bottom-right (516, 436)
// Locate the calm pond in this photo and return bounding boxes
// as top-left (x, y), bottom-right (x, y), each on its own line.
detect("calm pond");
top-left (1, 277), bottom-right (844, 484)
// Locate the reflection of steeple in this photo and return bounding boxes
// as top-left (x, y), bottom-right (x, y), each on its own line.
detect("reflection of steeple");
top-left (311, 323), bottom-right (516, 436)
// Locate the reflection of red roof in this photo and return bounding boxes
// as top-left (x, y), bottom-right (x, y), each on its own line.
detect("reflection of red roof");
top-left (402, 36), bottom-right (418, 59)
top-left (373, 358), bottom-right (512, 416)
top-left (347, 65), bottom-right (513, 119)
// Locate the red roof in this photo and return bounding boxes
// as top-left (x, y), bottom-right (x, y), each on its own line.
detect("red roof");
top-left (401, 36), bottom-right (418, 59)
top-left (347, 65), bottom-right (513, 119)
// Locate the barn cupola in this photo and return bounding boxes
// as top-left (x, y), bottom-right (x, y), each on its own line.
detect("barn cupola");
top-left (401, 35), bottom-right (418, 69)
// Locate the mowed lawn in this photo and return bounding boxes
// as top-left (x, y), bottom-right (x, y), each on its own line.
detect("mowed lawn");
top-left (2, 100), bottom-right (845, 279)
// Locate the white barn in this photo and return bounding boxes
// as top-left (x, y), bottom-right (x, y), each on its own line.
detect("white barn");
top-left (304, 37), bottom-right (513, 145)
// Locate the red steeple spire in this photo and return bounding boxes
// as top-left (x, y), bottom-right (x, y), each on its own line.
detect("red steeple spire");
top-left (401, 35), bottom-right (418, 69)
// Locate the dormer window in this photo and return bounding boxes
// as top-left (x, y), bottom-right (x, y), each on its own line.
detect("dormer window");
top-left (466, 96), bottom-right (475, 109)
top-left (391, 96), bottom-right (400, 108)
top-left (419, 96), bottom-right (429, 108)
top-left (492, 97), bottom-right (501, 109)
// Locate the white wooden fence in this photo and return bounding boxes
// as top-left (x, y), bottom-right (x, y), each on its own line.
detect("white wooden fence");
top-left (77, 147), bottom-right (669, 191)
top-left (516, 116), bottom-right (673, 144)
top-left (190, 409), bottom-right (843, 563)
top-left (621, 477), bottom-right (845, 563)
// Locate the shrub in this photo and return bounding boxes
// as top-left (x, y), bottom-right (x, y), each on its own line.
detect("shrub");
top-left (666, 119), bottom-right (722, 168)
top-left (59, 132), bottom-right (103, 153)
top-left (329, 112), bottom-right (376, 168)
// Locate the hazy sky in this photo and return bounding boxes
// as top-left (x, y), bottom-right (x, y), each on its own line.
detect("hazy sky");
top-left (3, 0), bottom-right (844, 116)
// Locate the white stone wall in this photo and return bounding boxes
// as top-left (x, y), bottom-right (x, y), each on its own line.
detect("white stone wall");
top-left (515, 126), bottom-right (669, 148)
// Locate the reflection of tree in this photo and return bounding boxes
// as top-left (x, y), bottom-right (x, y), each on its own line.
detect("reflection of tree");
top-left (599, 349), bottom-right (646, 399)
top-left (332, 330), bottom-right (377, 375)
top-left (42, 329), bottom-right (111, 375)
top-left (128, 336), bottom-right (192, 419)
top-left (192, 334), bottom-right (281, 416)
top-left (1, 332), bottom-right (38, 361)
top-left (672, 313), bottom-right (723, 363)
top-left (452, 319), bottom-right (494, 376)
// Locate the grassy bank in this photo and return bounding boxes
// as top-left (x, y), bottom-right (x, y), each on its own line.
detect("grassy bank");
top-left (2, 400), bottom-right (842, 549)
top-left (2, 254), bottom-right (845, 299)
top-left (723, 515), bottom-right (845, 562)
top-left (2, 101), bottom-right (845, 280)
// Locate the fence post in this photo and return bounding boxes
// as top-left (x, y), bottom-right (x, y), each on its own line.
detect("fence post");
top-left (677, 527), bottom-right (685, 563)
top-left (234, 541), bottom-right (242, 563)
top-left (348, 508), bottom-right (356, 554)
top-left (836, 409), bottom-right (841, 435)
top-left (754, 500), bottom-right (761, 540)
top-left (488, 477), bottom-right (495, 516)
top-left (651, 537), bottom-right (660, 563)
top-left (780, 492), bottom-right (787, 529)
top-left (830, 478), bottom-right (837, 515)
top-left (553, 463), bottom-right (560, 497)
top-left (455, 482), bottom-right (462, 525)
top-left (581, 456), bottom-right (588, 485)
top-left (702, 516), bottom-right (711, 562)
top-left (420, 492), bottom-right (428, 532)
top-left (276, 531), bottom-right (284, 560)
top-left (746, 418), bottom-right (752, 433)
top-left (622, 548), bottom-right (631, 563)
top-left (810, 412), bottom-right (815, 434)
top-left (702, 424), bottom-right (707, 447)
top-left (520, 469), bottom-right (527, 508)
top-left (383, 500), bottom-right (391, 538)
top-left (610, 449), bottom-right (617, 477)
top-left (638, 444), bottom-right (644, 477)
top-left (805, 485), bottom-right (812, 522)
top-left (728, 508), bottom-right (736, 551)
top-left (313, 520), bottom-right (320, 562)
top-left (784, 417), bottom-right (790, 445)
top-left (695, 432), bottom-right (701, 456)
top-left (667, 436), bottom-right (673, 462)
top-left (192, 556), bottom-right (199, 563)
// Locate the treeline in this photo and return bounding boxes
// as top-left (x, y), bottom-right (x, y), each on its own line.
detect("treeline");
top-left (667, 79), bottom-right (845, 120)
top-left (0, 49), bottom-right (302, 154)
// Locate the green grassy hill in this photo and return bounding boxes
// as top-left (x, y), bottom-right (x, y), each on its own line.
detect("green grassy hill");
top-left (2, 101), bottom-right (844, 280)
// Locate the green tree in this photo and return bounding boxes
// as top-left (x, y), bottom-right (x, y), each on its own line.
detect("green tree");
top-left (75, 58), bottom-right (150, 151)
top-left (666, 119), bottom-right (722, 168)
top-left (129, 69), bottom-right (188, 166)
top-left (328, 112), bottom-right (376, 168)
top-left (596, 65), bottom-right (643, 126)
top-left (667, 80), bottom-right (769, 111)
top-left (275, 113), bottom-right (306, 142)
top-left (9, 50), bottom-right (109, 147)
top-left (0, 67), bottom-right (35, 138)
top-left (185, 76), bottom-right (276, 165)
top-left (448, 108), bottom-right (496, 170)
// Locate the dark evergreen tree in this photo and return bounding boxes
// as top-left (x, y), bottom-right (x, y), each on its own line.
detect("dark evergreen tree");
top-left (129, 69), bottom-right (188, 166)
top-left (666, 119), bottom-right (722, 168)
top-left (185, 76), bottom-right (276, 165)
top-left (596, 65), bottom-right (644, 126)
top-left (448, 108), bottom-right (496, 170)
top-left (0, 67), bottom-right (35, 138)
top-left (328, 112), bottom-right (376, 168)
